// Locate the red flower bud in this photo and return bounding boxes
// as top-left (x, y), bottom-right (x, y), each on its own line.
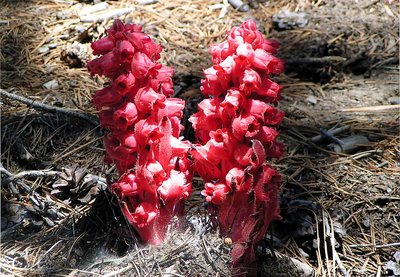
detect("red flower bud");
top-left (112, 102), bottom-right (138, 130)
top-left (89, 20), bottom-right (193, 247)
top-left (91, 37), bottom-right (115, 55)
top-left (239, 68), bottom-right (261, 94)
top-left (131, 52), bottom-right (161, 79)
top-left (114, 40), bottom-right (136, 64)
top-left (113, 72), bottom-right (136, 95)
top-left (92, 85), bottom-right (123, 109)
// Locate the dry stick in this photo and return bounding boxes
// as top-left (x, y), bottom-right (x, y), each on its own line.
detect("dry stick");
top-left (311, 126), bottom-right (351, 143)
top-left (1, 170), bottom-right (59, 187)
top-left (285, 56), bottom-right (347, 65)
top-left (329, 212), bottom-right (349, 277)
top-left (78, 1), bottom-right (109, 15)
top-left (0, 88), bottom-right (99, 125)
top-left (327, 213), bottom-right (336, 277)
top-left (80, 8), bottom-right (134, 23)
top-left (349, 242), bottom-right (400, 249)
top-left (360, 0), bottom-right (380, 9)
top-left (339, 104), bottom-right (400, 112)
top-left (322, 211), bottom-right (332, 277)
top-left (201, 238), bottom-right (219, 273)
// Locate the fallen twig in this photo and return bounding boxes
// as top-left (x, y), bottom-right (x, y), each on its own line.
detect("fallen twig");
top-left (285, 56), bottom-right (347, 65)
top-left (327, 135), bottom-right (369, 153)
top-left (137, 0), bottom-right (159, 4)
top-left (339, 104), bottom-right (400, 112)
top-left (78, 2), bottom-right (109, 16)
top-left (0, 88), bottom-right (99, 125)
top-left (1, 170), bottom-right (59, 187)
top-left (80, 8), bottom-right (134, 23)
top-left (310, 126), bottom-right (350, 143)
top-left (349, 242), bottom-right (400, 249)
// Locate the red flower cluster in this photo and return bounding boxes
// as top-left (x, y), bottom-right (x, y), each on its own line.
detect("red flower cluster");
top-left (189, 20), bottom-right (284, 269)
top-left (88, 20), bottom-right (192, 244)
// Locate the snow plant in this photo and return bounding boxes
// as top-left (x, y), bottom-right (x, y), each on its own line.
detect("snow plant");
top-left (189, 20), bottom-right (284, 268)
top-left (87, 20), bottom-right (192, 244)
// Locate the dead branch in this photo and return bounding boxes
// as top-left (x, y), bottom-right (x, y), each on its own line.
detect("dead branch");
top-left (285, 56), bottom-right (347, 65)
top-left (310, 125), bottom-right (351, 143)
top-left (349, 242), bottom-right (400, 249)
top-left (1, 169), bottom-right (59, 187)
top-left (80, 8), bottom-right (134, 23)
top-left (327, 135), bottom-right (369, 153)
top-left (339, 104), bottom-right (400, 112)
top-left (0, 88), bottom-right (99, 125)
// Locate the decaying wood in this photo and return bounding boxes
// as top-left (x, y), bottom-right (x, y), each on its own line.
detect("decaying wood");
top-left (327, 135), bottom-right (369, 153)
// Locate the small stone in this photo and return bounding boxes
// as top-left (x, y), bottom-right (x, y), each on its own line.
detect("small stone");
top-left (38, 46), bottom-right (49, 53)
top-left (43, 79), bottom-right (59, 90)
top-left (75, 25), bottom-right (86, 34)
top-left (47, 208), bottom-right (59, 219)
top-left (224, 237), bottom-right (232, 245)
top-left (306, 95), bottom-right (317, 105)
top-left (384, 261), bottom-right (400, 276)
top-left (362, 218), bottom-right (370, 228)
top-left (298, 248), bottom-right (309, 258)
top-left (47, 43), bottom-right (58, 49)
top-left (56, 11), bottom-right (69, 20)
top-left (388, 96), bottom-right (400, 104)
top-left (394, 251), bottom-right (400, 263)
top-left (43, 217), bottom-right (55, 227)
top-left (273, 8), bottom-right (309, 30)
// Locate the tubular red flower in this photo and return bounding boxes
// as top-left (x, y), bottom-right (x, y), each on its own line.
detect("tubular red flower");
top-left (189, 19), bottom-right (284, 274)
top-left (88, 19), bottom-right (192, 245)
top-left (131, 52), bottom-right (161, 79)
top-left (239, 69), bottom-right (261, 94)
top-left (91, 37), bottom-right (115, 55)
top-left (92, 85), bottom-right (123, 109)
top-left (114, 40), bottom-right (136, 64)
top-left (113, 72), bottom-right (136, 95)
top-left (87, 51), bottom-right (119, 78)
top-left (112, 102), bottom-right (138, 130)
top-left (134, 86), bottom-right (166, 113)
top-left (201, 182), bottom-right (231, 205)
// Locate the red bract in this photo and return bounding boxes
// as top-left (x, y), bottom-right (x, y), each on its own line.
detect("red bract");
top-left (189, 20), bottom-right (284, 274)
top-left (88, 19), bottom-right (192, 245)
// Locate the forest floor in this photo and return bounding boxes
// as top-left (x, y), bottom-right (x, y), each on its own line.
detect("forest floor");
top-left (1, 0), bottom-right (399, 276)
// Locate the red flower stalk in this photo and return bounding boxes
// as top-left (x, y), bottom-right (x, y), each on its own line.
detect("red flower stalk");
top-left (189, 20), bottom-right (284, 272)
top-left (88, 19), bottom-right (192, 245)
